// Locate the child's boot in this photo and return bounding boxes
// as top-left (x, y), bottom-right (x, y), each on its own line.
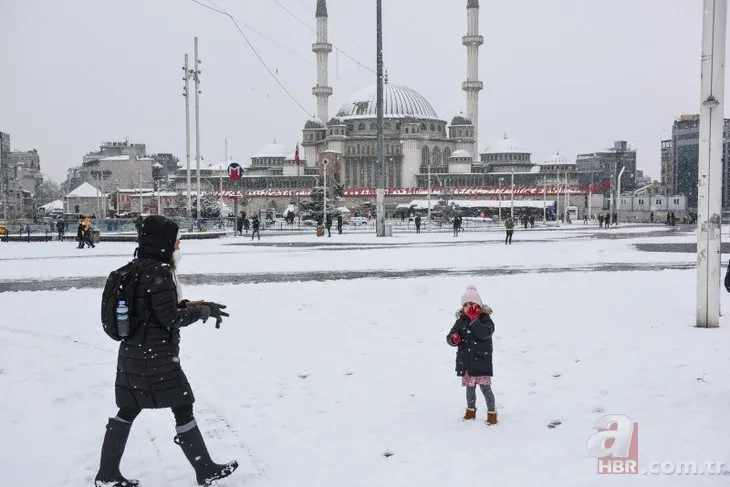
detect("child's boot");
top-left (463, 408), bottom-right (476, 420)
top-left (486, 410), bottom-right (498, 425)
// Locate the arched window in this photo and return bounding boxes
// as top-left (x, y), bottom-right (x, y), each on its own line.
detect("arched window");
top-left (432, 147), bottom-right (441, 165)
top-left (421, 123), bottom-right (427, 131)
top-left (384, 122), bottom-right (391, 129)
top-left (370, 123), bottom-right (376, 130)
top-left (405, 128), bottom-right (410, 134)
top-left (430, 124), bottom-right (435, 131)
top-left (358, 123), bottom-right (365, 130)
top-left (443, 147), bottom-right (451, 161)
top-left (421, 146), bottom-right (430, 166)
top-left (458, 130), bottom-right (463, 138)
top-left (357, 144), bottom-right (361, 155)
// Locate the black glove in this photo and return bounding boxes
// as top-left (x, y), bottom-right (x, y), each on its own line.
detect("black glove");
top-left (190, 304), bottom-right (211, 324)
top-left (202, 302), bottom-right (229, 328)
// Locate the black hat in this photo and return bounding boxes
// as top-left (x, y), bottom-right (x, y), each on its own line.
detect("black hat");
top-left (137, 215), bottom-right (179, 263)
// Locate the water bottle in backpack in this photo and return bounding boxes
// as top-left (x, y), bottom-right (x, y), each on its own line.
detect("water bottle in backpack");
top-left (116, 300), bottom-right (130, 338)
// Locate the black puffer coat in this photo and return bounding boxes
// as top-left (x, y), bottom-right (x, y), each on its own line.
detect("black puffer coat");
top-left (115, 216), bottom-right (205, 410)
top-left (446, 306), bottom-right (495, 377)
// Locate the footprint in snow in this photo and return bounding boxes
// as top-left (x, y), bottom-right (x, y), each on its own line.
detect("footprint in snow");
top-left (383, 451), bottom-right (394, 458)
top-left (298, 374), bottom-right (310, 379)
top-left (547, 420), bottom-right (562, 429)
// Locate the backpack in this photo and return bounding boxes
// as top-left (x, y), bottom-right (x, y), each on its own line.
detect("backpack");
top-left (101, 260), bottom-right (145, 341)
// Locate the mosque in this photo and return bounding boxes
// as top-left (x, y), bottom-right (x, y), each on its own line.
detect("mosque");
top-left (244, 0), bottom-right (559, 191)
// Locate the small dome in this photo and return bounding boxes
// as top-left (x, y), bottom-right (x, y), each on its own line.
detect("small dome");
top-left (542, 152), bottom-right (575, 165)
top-left (484, 135), bottom-right (523, 154)
top-left (253, 142), bottom-right (287, 158)
top-left (305, 118), bottom-right (325, 129)
top-left (328, 117), bottom-right (345, 126)
top-left (451, 115), bottom-right (472, 126)
top-left (450, 149), bottom-right (472, 160)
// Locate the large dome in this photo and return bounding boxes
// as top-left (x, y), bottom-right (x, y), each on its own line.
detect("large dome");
top-left (336, 84), bottom-right (440, 120)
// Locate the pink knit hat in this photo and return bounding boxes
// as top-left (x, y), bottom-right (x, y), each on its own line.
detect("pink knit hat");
top-left (461, 285), bottom-right (483, 306)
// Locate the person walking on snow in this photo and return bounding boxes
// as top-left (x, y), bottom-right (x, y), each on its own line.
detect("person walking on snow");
top-left (446, 285), bottom-right (497, 424)
top-left (504, 216), bottom-right (514, 245)
top-left (94, 216), bottom-right (237, 487)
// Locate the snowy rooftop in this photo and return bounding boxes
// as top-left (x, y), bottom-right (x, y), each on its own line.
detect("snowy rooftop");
top-left (65, 182), bottom-right (105, 198)
top-left (483, 135), bottom-right (527, 154)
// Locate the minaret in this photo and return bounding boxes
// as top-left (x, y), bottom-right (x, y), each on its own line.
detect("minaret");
top-left (312, 0), bottom-right (333, 122)
top-left (462, 0), bottom-right (483, 160)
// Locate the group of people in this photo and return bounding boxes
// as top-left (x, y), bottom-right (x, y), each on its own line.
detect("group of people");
top-left (235, 212), bottom-right (261, 240)
top-left (93, 215), bottom-right (498, 487)
top-left (76, 216), bottom-right (95, 248)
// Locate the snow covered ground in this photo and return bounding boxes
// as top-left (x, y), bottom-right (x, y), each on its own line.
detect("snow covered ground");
top-left (1, 224), bottom-right (729, 486)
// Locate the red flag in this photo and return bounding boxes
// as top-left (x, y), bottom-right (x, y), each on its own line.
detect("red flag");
top-left (295, 144), bottom-right (300, 166)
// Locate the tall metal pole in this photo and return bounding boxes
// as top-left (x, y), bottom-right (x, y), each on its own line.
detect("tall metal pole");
top-left (375, 0), bottom-right (386, 237)
top-left (510, 169), bottom-right (514, 218)
top-left (323, 159), bottom-right (328, 229)
top-left (194, 37), bottom-right (202, 223)
top-left (616, 166), bottom-right (626, 225)
top-left (427, 160), bottom-right (432, 223)
top-left (184, 54), bottom-right (192, 219)
top-left (697, 0), bottom-right (726, 328)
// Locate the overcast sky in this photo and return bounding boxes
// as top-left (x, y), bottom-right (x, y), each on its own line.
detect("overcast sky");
top-left (0, 0), bottom-right (713, 183)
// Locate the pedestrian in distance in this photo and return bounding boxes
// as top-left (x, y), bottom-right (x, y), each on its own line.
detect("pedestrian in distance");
top-left (415, 215), bottom-right (422, 234)
top-left (94, 215), bottom-right (237, 487)
top-left (504, 217), bottom-right (514, 245)
top-left (251, 215), bottom-right (260, 241)
top-left (446, 285), bottom-right (497, 425)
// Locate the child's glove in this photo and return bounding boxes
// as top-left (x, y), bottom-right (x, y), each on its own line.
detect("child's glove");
top-left (450, 333), bottom-right (462, 345)
top-left (465, 304), bottom-right (481, 322)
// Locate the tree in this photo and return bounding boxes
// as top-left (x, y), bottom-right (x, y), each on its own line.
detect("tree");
top-left (191, 193), bottom-right (221, 219)
top-left (36, 178), bottom-right (63, 205)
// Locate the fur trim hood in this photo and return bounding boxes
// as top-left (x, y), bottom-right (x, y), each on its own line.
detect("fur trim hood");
top-left (455, 304), bottom-right (493, 318)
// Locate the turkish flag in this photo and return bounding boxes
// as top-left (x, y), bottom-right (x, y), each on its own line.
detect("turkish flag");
top-left (295, 144), bottom-right (300, 166)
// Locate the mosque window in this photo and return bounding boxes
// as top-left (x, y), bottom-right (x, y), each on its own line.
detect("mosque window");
top-left (430, 124), bottom-right (435, 131)
top-left (405, 128), bottom-right (410, 134)
top-left (421, 123), bottom-right (427, 130)
top-left (422, 146), bottom-right (430, 165)
top-left (370, 123), bottom-right (376, 130)
top-left (458, 130), bottom-right (463, 138)
top-left (385, 122), bottom-right (391, 129)
top-left (433, 147), bottom-right (441, 165)
top-left (359, 123), bottom-right (365, 131)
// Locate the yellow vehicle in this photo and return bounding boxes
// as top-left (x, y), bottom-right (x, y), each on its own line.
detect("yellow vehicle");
top-left (0, 221), bottom-right (6, 235)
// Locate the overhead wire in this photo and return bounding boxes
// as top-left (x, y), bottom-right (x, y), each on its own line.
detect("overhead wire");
top-left (192, 0), bottom-right (314, 117)
top-left (270, 0), bottom-right (377, 74)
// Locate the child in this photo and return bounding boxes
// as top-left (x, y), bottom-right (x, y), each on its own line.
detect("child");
top-left (446, 285), bottom-right (497, 424)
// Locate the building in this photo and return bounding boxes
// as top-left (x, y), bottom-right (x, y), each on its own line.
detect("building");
top-left (664, 114), bottom-right (730, 210)
top-left (661, 139), bottom-right (673, 193)
top-left (576, 141), bottom-right (637, 194)
top-left (65, 140), bottom-right (175, 197)
top-left (0, 131), bottom-right (43, 219)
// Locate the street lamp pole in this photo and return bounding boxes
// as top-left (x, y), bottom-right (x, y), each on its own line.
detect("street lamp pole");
top-left (427, 159), bottom-right (432, 223)
top-left (375, 0), bottom-right (386, 237)
top-left (697, 0), bottom-right (726, 328)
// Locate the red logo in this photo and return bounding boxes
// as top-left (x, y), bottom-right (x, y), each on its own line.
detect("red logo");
top-left (228, 162), bottom-right (243, 181)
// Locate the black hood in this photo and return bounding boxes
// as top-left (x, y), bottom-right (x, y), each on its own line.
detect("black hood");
top-left (136, 216), bottom-right (179, 263)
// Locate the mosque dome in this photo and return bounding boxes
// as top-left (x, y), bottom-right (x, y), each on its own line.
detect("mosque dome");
top-left (304, 118), bottom-right (325, 129)
top-left (451, 115), bottom-right (473, 126)
top-left (253, 141), bottom-right (287, 158)
top-left (450, 149), bottom-right (472, 159)
top-left (484, 135), bottom-right (523, 154)
top-left (542, 152), bottom-right (575, 165)
top-left (336, 84), bottom-right (440, 120)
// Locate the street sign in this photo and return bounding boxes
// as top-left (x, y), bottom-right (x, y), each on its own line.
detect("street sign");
top-left (228, 162), bottom-right (243, 181)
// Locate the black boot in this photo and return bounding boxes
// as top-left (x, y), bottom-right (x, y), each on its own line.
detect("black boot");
top-left (94, 418), bottom-right (139, 487)
top-left (174, 420), bottom-right (238, 486)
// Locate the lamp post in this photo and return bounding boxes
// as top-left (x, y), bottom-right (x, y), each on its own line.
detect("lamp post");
top-left (697, 0), bottom-right (726, 328)
top-left (427, 158), bottom-right (432, 224)
top-left (498, 177), bottom-right (503, 220)
top-left (616, 166), bottom-right (626, 225)
top-left (375, 0), bottom-right (386, 237)
top-left (152, 163), bottom-right (163, 216)
top-left (323, 159), bottom-right (329, 228)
